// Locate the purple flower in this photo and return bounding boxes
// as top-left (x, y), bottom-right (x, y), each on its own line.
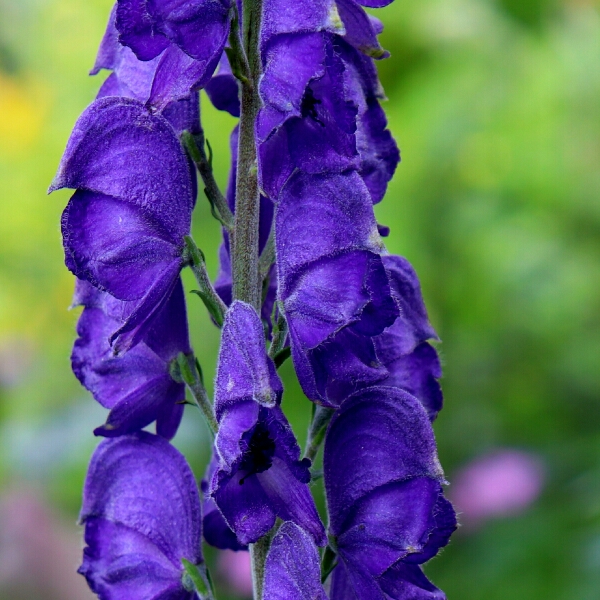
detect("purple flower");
top-left (210, 301), bottom-right (325, 545)
top-left (276, 170), bottom-right (397, 407)
top-left (71, 278), bottom-right (189, 439)
top-left (324, 387), bottom-right (456, 599)
top-left (79, 432), bottom-right (203, 600)
top-left (116, 0), bottom-right (231, 77)
top-left (258, 34), bottom-right (359, 199)
top-left (263, 522), bottom-right (327, 600)
top-left (49, 97), bottom-right (195, 353)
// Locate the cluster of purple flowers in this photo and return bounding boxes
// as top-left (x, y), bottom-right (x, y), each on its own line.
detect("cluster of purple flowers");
top-left (51, 0), bottom-right (456, 598)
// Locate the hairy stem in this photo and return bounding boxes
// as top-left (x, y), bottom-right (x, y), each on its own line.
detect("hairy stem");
top-left (231, 0), bottom-right (263, 309)
top-left (184, 236), bottom-right (228, 327)
top-left (175, 353), bottom-right (218, 436)
top-left (181, 130), bottom-right (234, 230)
top-left (304, 405), bottom-right (335, 462)
top-left (250, 529), bottom-right (272, 600)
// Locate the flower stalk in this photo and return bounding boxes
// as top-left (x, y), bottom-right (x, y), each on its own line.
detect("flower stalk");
top-left (231, 0), bottom-right (263, 309)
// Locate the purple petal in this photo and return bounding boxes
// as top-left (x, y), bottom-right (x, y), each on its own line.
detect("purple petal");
top-left (330, 561), bottom-right (386, 600)
top-left (379, 342), bottom-right (443, 421)
top-left (91, 4), bottom-right (121, 74)
top-left (213, 401), bottom-right (324, 545)
top-left (214, 301), bottom-right (283, 419)
top-left (72, 280), bottom-right (188, 437)
top-left (336, 0), bottom-right (389, 59)
top-left (336, 478), bottom-right (447, 576)
top-left (149, 0), bottom-right (230, 63)
top-left (258, 33), bottom-right (327, 128)
top-left (379, 563), bottom-right (446, 600)
top-left (80, 518), bottom-right (191, 600)
top-left (258, 457), bottom-right (326, 546)
top-left (62, 190), bottom-right (182, 301)
top-left (116, 0), bottom-right (171, 61)
top-left (205, 53), bottom-right (240, 117)
top-left (80, 432), bottom-right (201, 597)
top-left (263, 522), bottom-right (327, 600)
top-left (149, 44), bottom-right (217, 109)
top-left (381, 255), bottom-right (439, 351)
top-left (110, 263), bottom-right (182, 354)
top-left (202, 455), bottom-right (247, 551)
top-left (276, 171), bottom-right (383, 292)
top-left (94, 376), bottom-right (182, 438)
top-left (50, 97), bottom-right (194, 244)
top-left (324, 387), bottom-right (445, 533)
top-left (357, 0), bottom-right (394, 7)
top-left (212, 465), bottom-right (277, 545)
top-left (261, 0), bottom-right (345, 42)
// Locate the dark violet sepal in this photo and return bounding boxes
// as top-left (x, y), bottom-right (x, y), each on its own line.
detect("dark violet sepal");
top-left (205, 53), bottom-right (240, 117)
top-left (258, 37), bottom-right (359, 199)
top-left (51, 97), bottom-right (194, 351)
top-left (72, 278), bottom-right (189, 439)
top-left (324, 387), bottom-right (455, 597)
top-left (336, 0), bottom-right (389, 59)
top-left (276, 170), bottom-right (397, 406)
top-left (263, 522), bottom-right (327, 600)
top-left (338, 39), bottom-right (399, 203)
top-left (261, 0), bottom-right (344, 43)
top-left (79, 432), bottom-right (202, 600)
top-left (214, 301), bottom-right (282, 418)
top-left (201, 455), bottom-right (247, 551)
top-left (116, 0), bottom-right (231, 65)
top-left (372, 254), bottom-right (443, 418)
top-left (378, 563), bottom-right (446, 600)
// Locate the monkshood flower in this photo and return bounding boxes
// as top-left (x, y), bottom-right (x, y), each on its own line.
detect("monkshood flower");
top-left (210, 301), bottom-right (326, 545)
top-left (93, 4), bottom-right (206, 117)
top-left (276, 170), bottom-right (398, 407)
top-left (71, 278), bottom-right (189, 439)
top-left (324, 387), bottom-right (456, 599)
top-left (115, 0), bottom-right (231, 86)
top-left (256, 0), bottom-right (398, 201)
top-left (263, 522), bottom-right (327, 600)
top-left (258, 32), bottom-right (358, 199)
top-left (49, 96), bottom-right (195, 353)
top-left (79, 432), bottom-right (205, 600)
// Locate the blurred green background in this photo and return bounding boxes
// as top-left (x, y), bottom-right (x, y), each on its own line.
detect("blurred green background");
top-left (0, 0), bottom-right (599, 598)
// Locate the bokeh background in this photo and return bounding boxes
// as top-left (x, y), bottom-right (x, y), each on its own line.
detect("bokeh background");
top-left (1, 0), bottom-right (599, 598)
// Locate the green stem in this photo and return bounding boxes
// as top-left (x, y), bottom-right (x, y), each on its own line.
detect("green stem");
top-left (181, 131), bottom-right (234, 230)
top-left (304, 405), bottom-right (335, 462)
top-left (184, 236), bottom-right (228, 327)
top-left (176, 353), bottom-right (218, 436)
top-left (231, 0), bottom-right (263, 309)
top-left (250, 530), bottom-right (272, 600)
top-left (258, 222), bottom-right (275, 282)
top-left (187, 377), bottom-right (218, 436)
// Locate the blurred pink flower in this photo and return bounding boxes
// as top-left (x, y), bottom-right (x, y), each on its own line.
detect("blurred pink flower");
top-left (450, 449), bottom-right (545, 528)
top-left (218, 549), bottom-right (253, 597)
top-left (0, 485), bottom-right (96, 600)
